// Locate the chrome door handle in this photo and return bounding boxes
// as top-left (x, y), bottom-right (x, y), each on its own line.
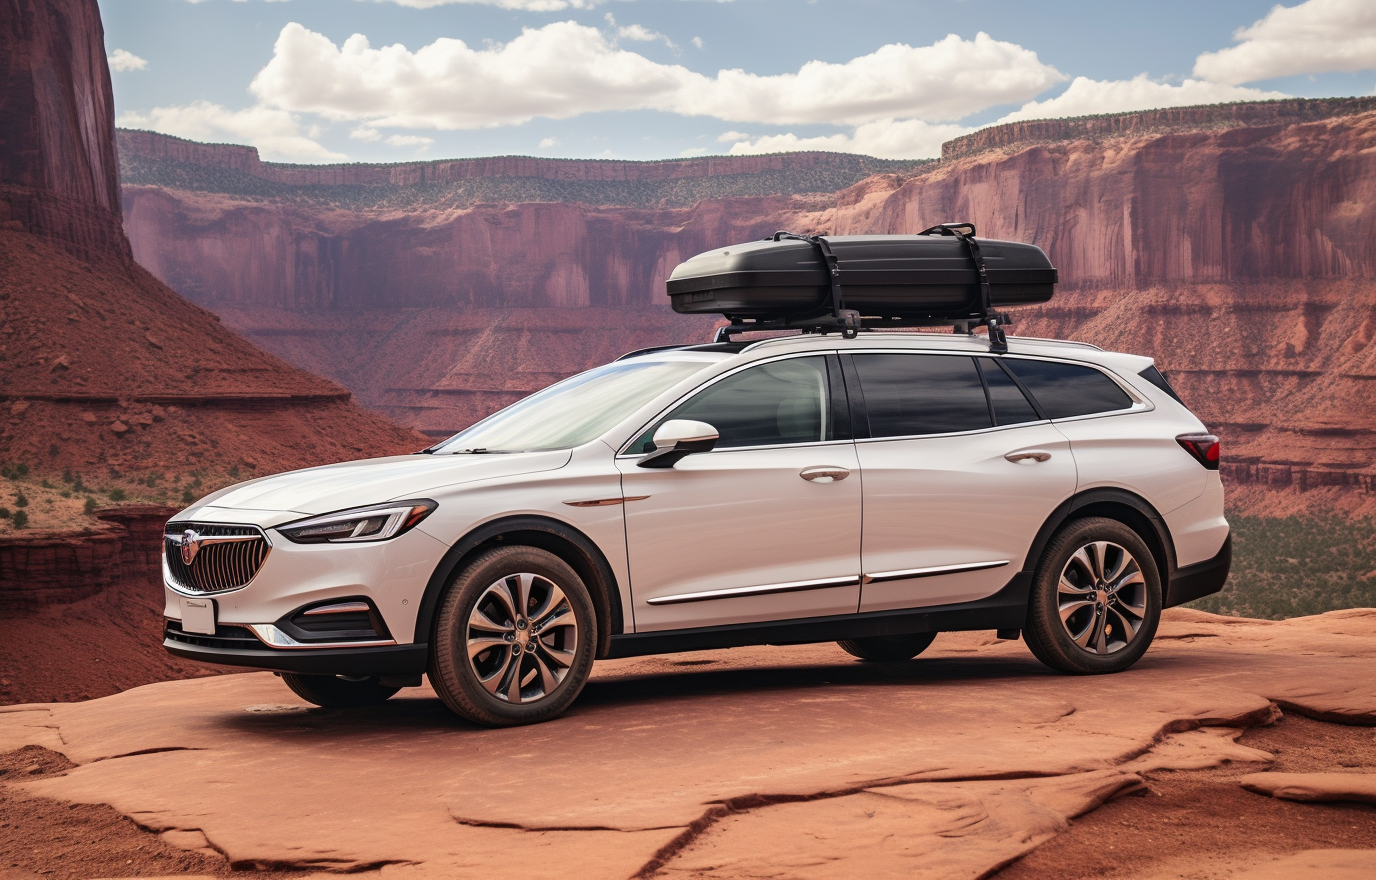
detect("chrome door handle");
top-left (1005, 450), bottom-right (1052, 463)
top-left (800, 466), bottom-right (850, 483)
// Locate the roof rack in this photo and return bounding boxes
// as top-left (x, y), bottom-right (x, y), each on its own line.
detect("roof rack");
top-left (709, 223), bottom-right (1013, 353)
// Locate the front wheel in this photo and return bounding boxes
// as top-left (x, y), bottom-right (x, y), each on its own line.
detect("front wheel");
top-left (429, 545), bottom-right (597, 727)
top-left (281, 673), bottom-right (400, 708)
top-left (1023, 517), bottom-right (1162, 675)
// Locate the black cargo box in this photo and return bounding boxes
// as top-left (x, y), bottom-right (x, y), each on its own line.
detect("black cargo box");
top-left (666, 234), bottom-right (1056, 321)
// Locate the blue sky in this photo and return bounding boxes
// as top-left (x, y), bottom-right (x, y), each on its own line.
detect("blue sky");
top-left (99, 0), bottom-right (1376, 163)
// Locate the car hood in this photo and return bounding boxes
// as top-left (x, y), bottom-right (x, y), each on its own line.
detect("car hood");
top-left (180, 450), bottom-right (573, 525)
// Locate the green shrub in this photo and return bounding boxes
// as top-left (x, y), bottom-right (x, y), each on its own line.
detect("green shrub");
top-left (108, 488), bottom-right (127, 502)
top-left (12, 510), bottom-right (27, 529)
top-left (181, 487), bottom-right (194, 504)
top-left (48, 443), bottom-right (59, 458)
top-left (14, 491), bottom-right (28, 508)
top-left (62, 469), bottom-right (73, 483)
top-left (0, 507), bottom-right (9, 519)
top-left (83, 497), bottom-right (97, 515)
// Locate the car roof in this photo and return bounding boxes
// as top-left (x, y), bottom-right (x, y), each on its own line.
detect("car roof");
top-left (620, 332), bottom-right (1122, 365)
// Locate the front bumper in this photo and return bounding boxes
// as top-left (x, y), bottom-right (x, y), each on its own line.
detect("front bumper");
top-left (164, 620), bottom-right (429, 676)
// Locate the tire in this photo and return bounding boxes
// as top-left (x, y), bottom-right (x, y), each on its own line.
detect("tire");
top-left (1023, 516), bottom-right (1162, 675)
top-left (281, 673), bottom-right (400, 708)
top-left (837, 631), bottom-right (937, 662)
top-left (429, 545), bottom-right (597, 727)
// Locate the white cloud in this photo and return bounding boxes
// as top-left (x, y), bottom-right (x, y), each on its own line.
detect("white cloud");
top-left (385, 134), bottom-right (435, 148)
top-left (617, 24), bottom-right (673, 47)
top-left (108, 49), bottom-right (148, 72)
top-left (248, 23), bottom-right (1065, 131)
top-left (349, 127), bottom-right (381, 141)
top-left (691, 36), bottom-right (704, 50)
top-left (996, 74), bottom-right (1289, 123)
top-left (116, 100), bottom-right (346, 161)
top-left (715, 130), bottom-right (749, 142)
top-left (1194, 0), bottom-right (1376, 85)
top-left (538, 136), bottom-right (560, 148)
top-left (724, 118), bottom-right (971, 160)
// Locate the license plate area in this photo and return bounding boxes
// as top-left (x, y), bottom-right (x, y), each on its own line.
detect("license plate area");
top-left (181, 597), bottom-right (216, 635)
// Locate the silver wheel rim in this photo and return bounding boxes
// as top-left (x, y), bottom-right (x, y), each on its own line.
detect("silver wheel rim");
top-left (466, 572), bottom-right (579, 704)
top-left (1057, 541), bottom-right (1148, 656)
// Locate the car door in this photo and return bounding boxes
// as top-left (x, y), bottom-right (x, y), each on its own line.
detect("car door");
top-left (617, 354), bottom-right (862, 632)
top-left (847, 352), bottom-right (1078, 613)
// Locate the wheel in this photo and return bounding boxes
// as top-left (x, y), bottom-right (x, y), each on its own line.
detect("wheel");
top-left (280, 673), bottom-right (400, 708)
top-left (1023, 517), bottom-right (1162, 675)
top-left (429, 545), bottom-right (597, 727)
top-left (837, 631), bottom-right (937, 661)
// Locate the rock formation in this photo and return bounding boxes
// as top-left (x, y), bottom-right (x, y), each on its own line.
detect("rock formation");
top-left (117, 102), bottom-right (1376, 510)
top-left (0, 0), bottom-right (424, 625)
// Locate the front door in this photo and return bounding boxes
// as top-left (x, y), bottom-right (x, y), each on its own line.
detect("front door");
top-left (617, 354), bottom-right (862, 632)
top-left (845, 352), bottom-right (1078, 613)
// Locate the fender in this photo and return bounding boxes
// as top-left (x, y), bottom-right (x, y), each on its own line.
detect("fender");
top-left (412, 515), bottom-right (624, 659)
top-left (1025, 487), bottom-right (1178, 585)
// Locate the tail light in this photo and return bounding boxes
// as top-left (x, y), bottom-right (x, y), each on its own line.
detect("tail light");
top-left (1176, 433), bottom-right (1220, 470)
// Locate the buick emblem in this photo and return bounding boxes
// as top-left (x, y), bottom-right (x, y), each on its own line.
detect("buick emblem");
top-left (180, 529), bottom-right (202, 566)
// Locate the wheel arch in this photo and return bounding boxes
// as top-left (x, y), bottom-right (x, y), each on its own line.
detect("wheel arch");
top-left (1027, 488), bottom-right (1177, 587)
top-left (414, 515), bottom-right (624, 659)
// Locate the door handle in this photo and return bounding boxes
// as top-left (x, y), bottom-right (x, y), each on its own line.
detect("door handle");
top-left (1005, 450), bottom-right (1052, 463)
top-left (800, 466), bottom-right (850, 483)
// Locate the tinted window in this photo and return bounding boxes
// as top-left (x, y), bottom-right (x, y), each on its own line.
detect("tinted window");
top-left (1003, 359), bottom-right (1133, 419)
top-left (638, 356), bottom-right (831, 451)
top-left (853, 354), bottom-right (991, 438)
top-left (1138, 365), bottom-right (1185, 405)
top-left (977, 359), bottom-right (1040, 426)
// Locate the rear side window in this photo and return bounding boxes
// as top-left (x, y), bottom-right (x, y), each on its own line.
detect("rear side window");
top-left (1003, 359), bottom-right (1133, 419)
top-left (976, 359), bottom-right (1041, 426)
top-left (1138, 365), bottom-right (1185, 405)
top-left (853, 354), bottom-right (991, 437)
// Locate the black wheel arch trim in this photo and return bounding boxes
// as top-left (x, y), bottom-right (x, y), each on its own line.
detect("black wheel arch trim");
top-left (412, 515), bottom-right (624, 659)
top-left (1027, 487), bottom-right (1179, 590)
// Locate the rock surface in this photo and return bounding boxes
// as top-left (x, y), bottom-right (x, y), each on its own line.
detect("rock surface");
top-left (2, 609), bottom-right (1374, 879)
top-left (1240, 772), bottom-right (1376, 804)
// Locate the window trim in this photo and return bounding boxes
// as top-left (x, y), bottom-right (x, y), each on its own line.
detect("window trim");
top-left (614, 351), bottom-right (845, 457)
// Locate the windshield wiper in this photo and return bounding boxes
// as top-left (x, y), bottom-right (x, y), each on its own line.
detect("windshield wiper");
top-left (450, 448), bottom-right (521, 454)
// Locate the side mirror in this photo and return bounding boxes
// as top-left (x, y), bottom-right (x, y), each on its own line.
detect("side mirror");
top-left (637, 419), bottom-right (719, 469)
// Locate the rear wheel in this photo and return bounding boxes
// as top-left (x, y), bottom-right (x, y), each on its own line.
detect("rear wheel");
top-left (837, 631), bottom-right (937, 662)
top-left (281, 673), bottom-right (400, 708)
top-left (429, 545), bottom-right (597, 727)
top-left (1023, 517), bottom-right (1162, 675)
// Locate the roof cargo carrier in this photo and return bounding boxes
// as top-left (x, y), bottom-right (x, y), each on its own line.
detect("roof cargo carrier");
top-left (665, 223), bottom-right (1056, 352)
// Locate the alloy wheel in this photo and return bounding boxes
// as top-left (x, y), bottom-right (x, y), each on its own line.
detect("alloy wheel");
top-left (466, 572), bottom-right (579, 704)
top-left (1056, 541), bottom-right (1148, 655)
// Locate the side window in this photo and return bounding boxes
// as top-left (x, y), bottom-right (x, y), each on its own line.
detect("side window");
top-left (1003, 359), bottom-right (1133, 419)
top-left (852, 354), bottom-right (991, 438)
top-left (635, 356), bottom-right (832, 451)
top-left (976, 359), bottom-right (1041, 426)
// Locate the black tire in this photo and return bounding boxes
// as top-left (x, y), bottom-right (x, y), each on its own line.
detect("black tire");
top-left (429, 545), bottom-right (597, 727)
top-left (837, 631), bottom-right (937, 662)
top-left (281, 673), bottom-right (400, 708)
top-left (1023, 516), bottom-right (1162, 675)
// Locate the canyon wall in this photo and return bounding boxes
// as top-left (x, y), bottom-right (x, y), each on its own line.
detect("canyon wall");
top-left (117, 103), bottom-right (1376, 511)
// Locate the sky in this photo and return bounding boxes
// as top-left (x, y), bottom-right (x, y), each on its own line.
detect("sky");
top-left (98, 0), bottom-right (1376, 164)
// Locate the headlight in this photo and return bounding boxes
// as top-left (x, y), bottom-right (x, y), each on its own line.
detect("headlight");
top-left (277, 500), bottom-right (437, 544)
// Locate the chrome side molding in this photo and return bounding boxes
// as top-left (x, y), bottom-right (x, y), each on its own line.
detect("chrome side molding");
top-left (647, 575), bottom-right (861, 606)
top-left (863, 560), bottom-right (1010, 585)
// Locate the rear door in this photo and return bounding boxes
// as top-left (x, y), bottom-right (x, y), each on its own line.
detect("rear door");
top-left (617, 354), bottom-right (863, 632)
top-left (848, 352), bottom-right (1078, 613)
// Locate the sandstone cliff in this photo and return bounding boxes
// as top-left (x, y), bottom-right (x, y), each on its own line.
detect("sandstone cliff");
top-left (117, 102), bottom-right (1376, 512)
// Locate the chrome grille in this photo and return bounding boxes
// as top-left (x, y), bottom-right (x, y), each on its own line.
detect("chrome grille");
top-left (164, 522), bottom-right (270, 593)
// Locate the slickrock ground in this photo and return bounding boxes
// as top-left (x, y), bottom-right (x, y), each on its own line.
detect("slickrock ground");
top-left (1, 608), bottom-right (1374, 880)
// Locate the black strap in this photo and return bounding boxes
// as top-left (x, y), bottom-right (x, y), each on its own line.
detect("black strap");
top-left (919, 222), bottom-right (1007, 352)
top-left (772, 231), bottom-right (860, 338)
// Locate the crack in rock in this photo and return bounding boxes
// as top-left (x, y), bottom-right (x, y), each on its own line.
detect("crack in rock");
top-left (450, 812), bottom-right (683, 833)
top-left (91, 746), bottom-right (206, 763)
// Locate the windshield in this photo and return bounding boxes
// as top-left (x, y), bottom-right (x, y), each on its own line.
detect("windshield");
top-left (433, 357), bottom-right (718, 454)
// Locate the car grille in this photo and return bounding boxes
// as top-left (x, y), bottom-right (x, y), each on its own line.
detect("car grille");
top-left (164, 522), bottom-right (270, 593)
top-left (164, 619), bottom-right (262, 650)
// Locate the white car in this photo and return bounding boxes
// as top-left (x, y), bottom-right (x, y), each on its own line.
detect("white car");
top-left (163, 332), bottom-right (1230, 727)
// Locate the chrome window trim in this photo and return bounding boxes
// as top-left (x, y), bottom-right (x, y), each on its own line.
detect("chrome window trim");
top-left (615, 350), bottom-right (842, 457)
top-left (245, 623), bottom-right (398, 650)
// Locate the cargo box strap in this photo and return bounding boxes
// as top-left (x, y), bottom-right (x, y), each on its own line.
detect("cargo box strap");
top-left (919, 223), bottom-right (1007, 353)
top-left (772, 231), bottom-right (861, 338)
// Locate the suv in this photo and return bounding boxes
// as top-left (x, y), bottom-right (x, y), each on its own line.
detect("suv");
top-left (163, 332), bottom-right (1230, 727)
